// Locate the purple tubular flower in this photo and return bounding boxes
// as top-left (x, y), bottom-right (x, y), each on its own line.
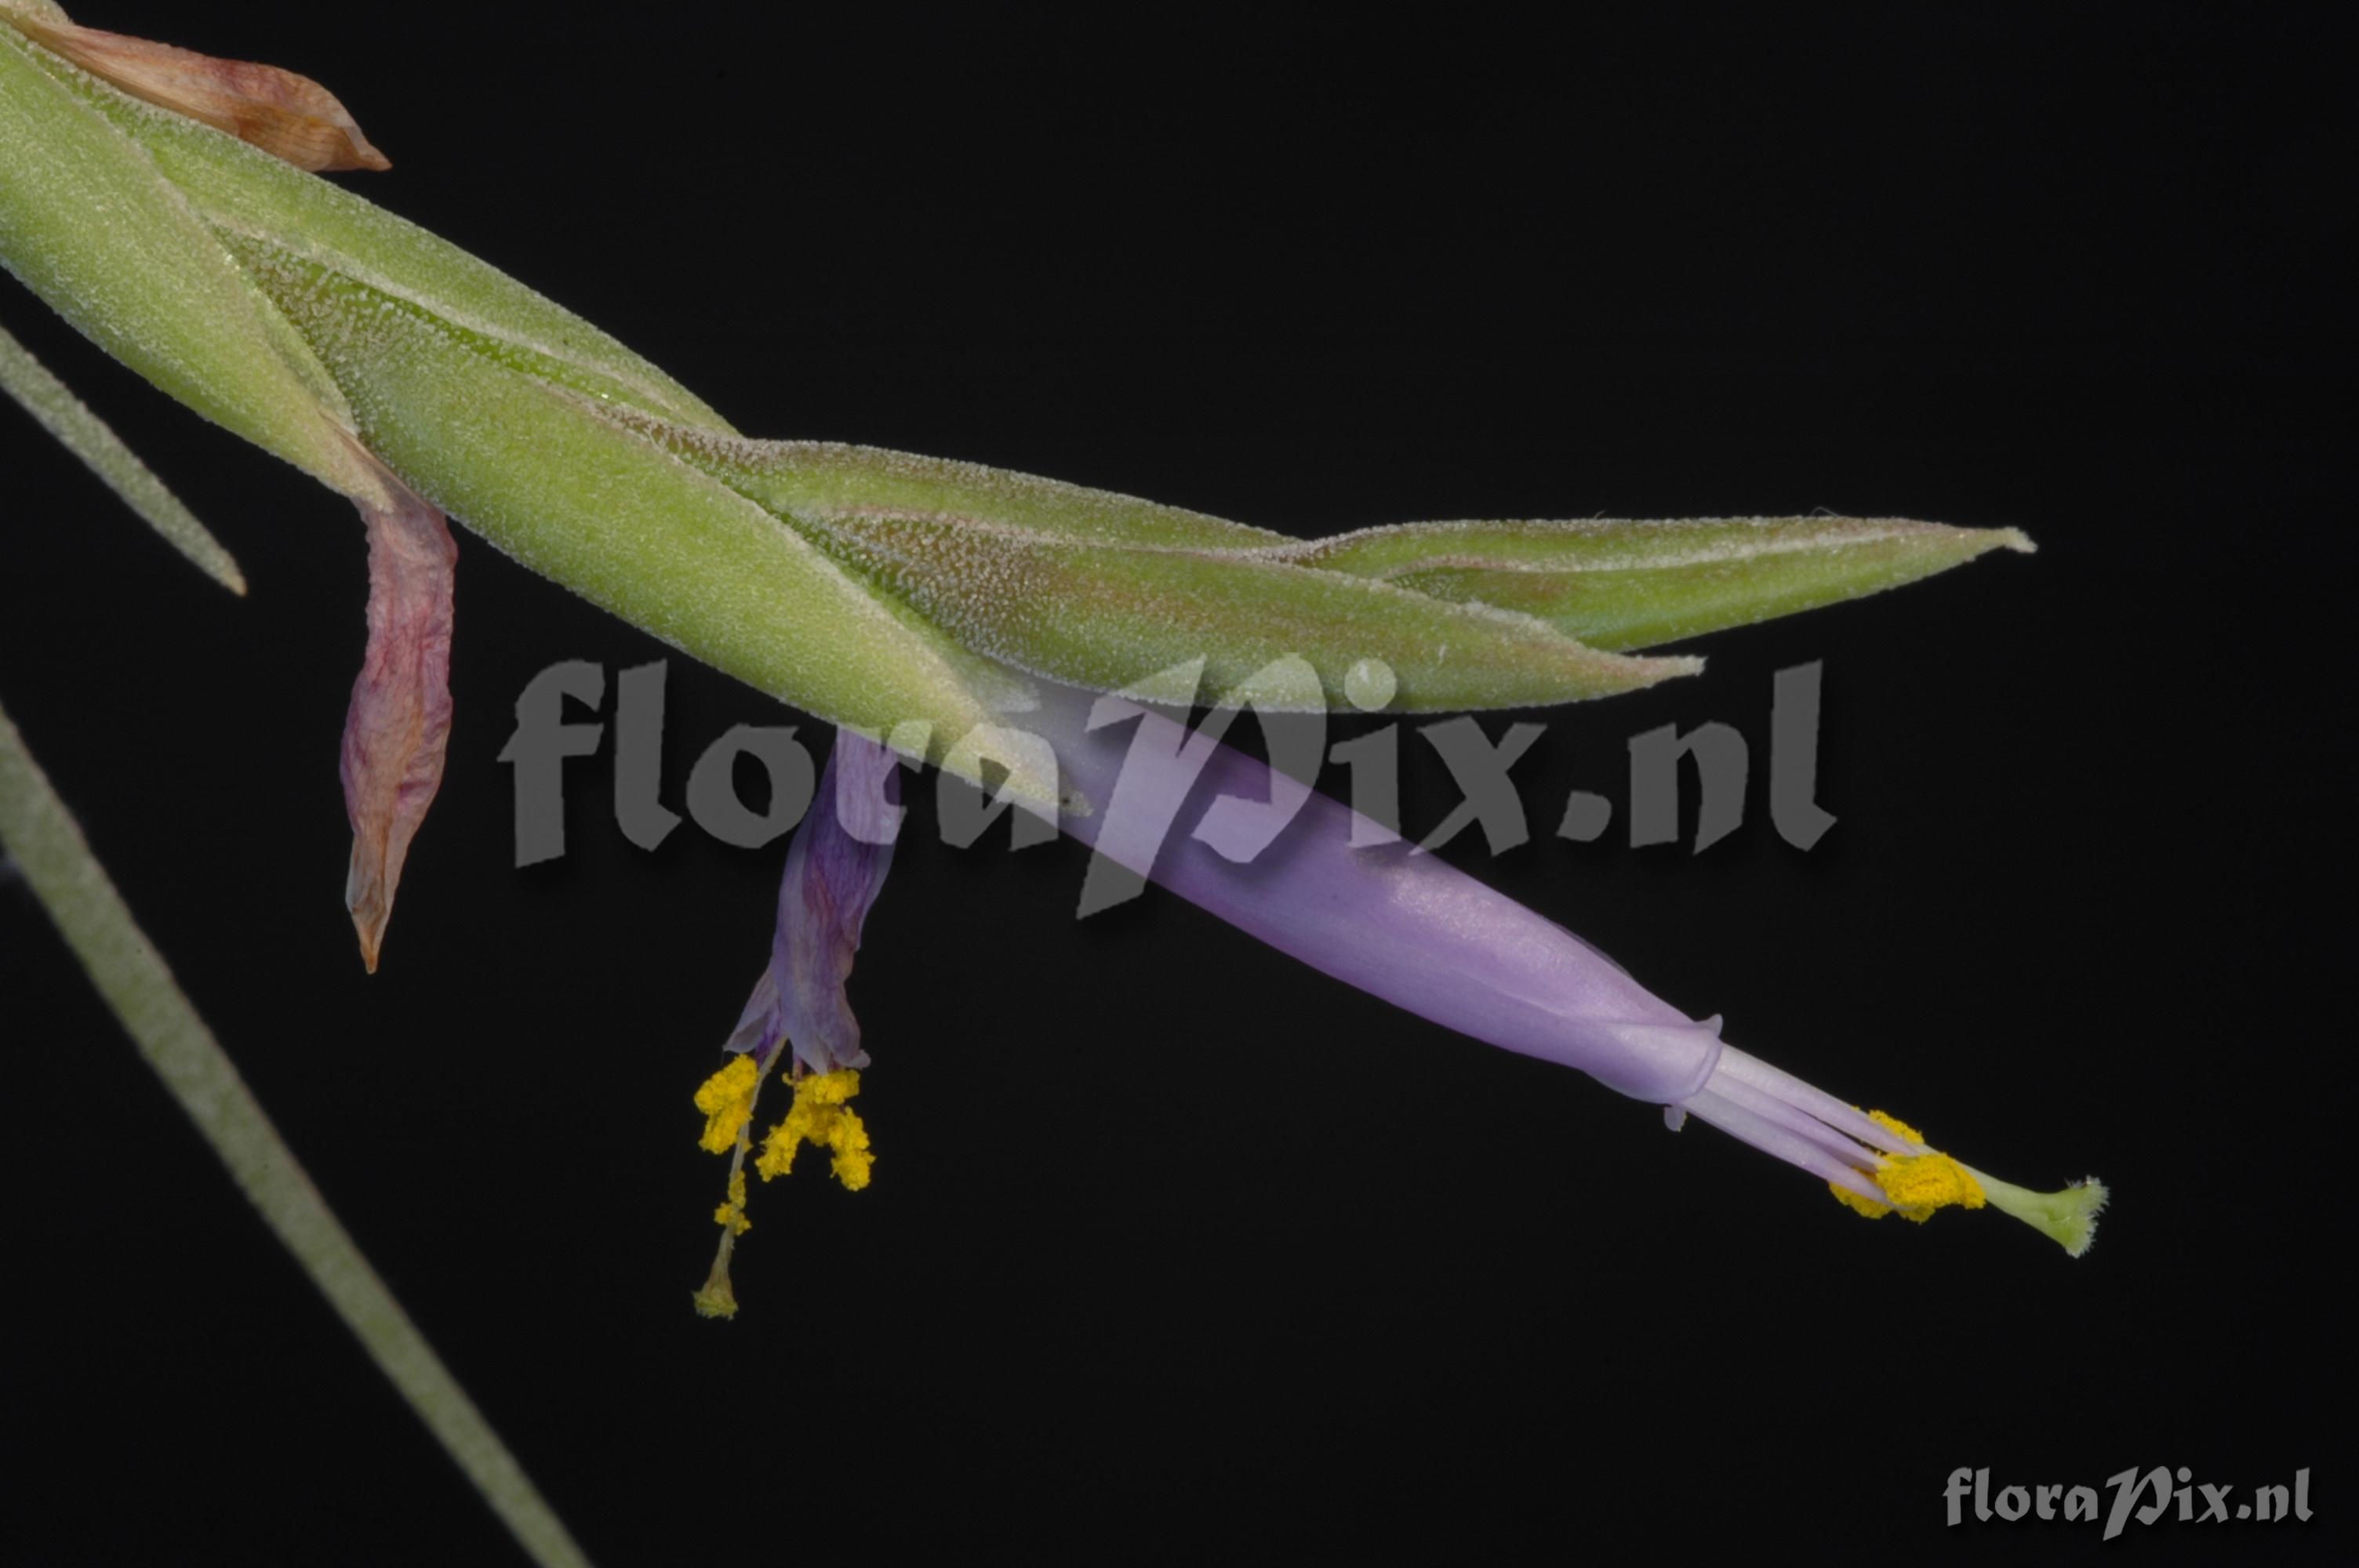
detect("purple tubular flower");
top-left (1014, 679), bottom-right (2103, 1252)
top-left (1041, 681), bottom-right (1724, 1105)
top-left (698, 682), bottom-right (2101, 1263)
top-left (723, 728), bottom-right (903, 1075)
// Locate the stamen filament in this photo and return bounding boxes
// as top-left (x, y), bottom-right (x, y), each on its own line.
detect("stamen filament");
top-left (1675, 1044), bottom-right (2106, 1252)
top-left (692, 1044), bottom-right (794, 1320)
top-left (1682, 1087), bottom-right (1889, 1203)
top-left (1710, 1048), bottom-right (1920, 1156)
top-left (1693, 1070), bottom-right (1887, 1171)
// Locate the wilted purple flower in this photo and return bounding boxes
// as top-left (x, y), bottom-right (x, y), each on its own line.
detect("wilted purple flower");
top-left (690, 728), bottom-right (898, 1316)
top-left (721, 728), bottom-right (902, 1076)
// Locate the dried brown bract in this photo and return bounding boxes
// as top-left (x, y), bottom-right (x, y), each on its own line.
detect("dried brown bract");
top-left (3, 3), bottom-right (388, 171)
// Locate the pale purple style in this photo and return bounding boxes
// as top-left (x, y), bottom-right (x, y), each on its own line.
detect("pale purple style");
top-left (723, 728), bottom-right (902, 1075)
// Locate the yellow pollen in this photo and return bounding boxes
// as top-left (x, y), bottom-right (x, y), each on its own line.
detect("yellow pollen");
top-left (713, 1168), bottom-right (751, 1235)
top-left (755, 1069), bottom-right (874, 1191)
top-left (1877, 1152), bottom-right (1986, 1220)
top-left (693, 1054), bottom-right (760, 1154)
top-left (1830, 1185), bottom-right (1893, 1220)
top-left (1866, 1109), bottom-right (1925, 1144)
top-left (1829, 1109), bottom-right (1986, 1224)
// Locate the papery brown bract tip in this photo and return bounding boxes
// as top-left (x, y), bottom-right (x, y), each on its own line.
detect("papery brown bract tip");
top-left (6, 9), bottom-right (391, 172)
top-left (350, 899), bottom-right (385, 975)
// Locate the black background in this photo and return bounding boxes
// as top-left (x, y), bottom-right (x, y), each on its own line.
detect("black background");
top-left (2, 4), bottom-right (2346, 1562)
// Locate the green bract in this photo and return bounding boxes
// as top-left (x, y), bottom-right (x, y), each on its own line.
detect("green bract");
top-left (1, 14), bottom-right (2027, 796)
top-left (1280, 515), bottom-right (2033, 653)
top-left (0, 24), bottom-right (380, 503)
top-left (230, 241), bottom-right (1046, 795)
top-left (605, 414), bottom-right (1699, 710)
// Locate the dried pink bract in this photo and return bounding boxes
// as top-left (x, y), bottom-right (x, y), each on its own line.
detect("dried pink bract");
top-left (340, 481), bottom-right (456, 972)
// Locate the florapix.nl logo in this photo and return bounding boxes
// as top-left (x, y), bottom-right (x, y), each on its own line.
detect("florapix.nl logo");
top-left (497, 654), bottom-right (1843, 912)
top-left (1945, 1466), bottom-right (2314, 1539)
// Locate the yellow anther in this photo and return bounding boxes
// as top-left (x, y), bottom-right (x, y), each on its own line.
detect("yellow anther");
top-left (1877, 1151), bottom-right (1986, 1220)
top-left (693, 1054), bottom-right (761, 1154)
top-left (755, 1069), bottom-right (874, 1191)
top-left (1829, 1109), bottom-right (1986, 1224)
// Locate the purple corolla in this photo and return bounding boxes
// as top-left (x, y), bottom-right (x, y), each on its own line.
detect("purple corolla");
top-left (693, 690), bottom-right (2105, 1314)
top-left (1029, 681), bottom-right (2101, 1239)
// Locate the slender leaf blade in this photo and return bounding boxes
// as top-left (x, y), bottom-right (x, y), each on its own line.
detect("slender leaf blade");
top-left (1, 318), bottom-right (245, 591)
top-left (0, 694), bottom-right (589, 1568)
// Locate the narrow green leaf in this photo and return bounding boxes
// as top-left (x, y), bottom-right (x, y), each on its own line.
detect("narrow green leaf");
top-left (0, 694), bottom-right (590, 1568)
top-left (1, 318), bottom-right (245, 592)
top-left (1281, 516), bottom-right (2035, 651)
